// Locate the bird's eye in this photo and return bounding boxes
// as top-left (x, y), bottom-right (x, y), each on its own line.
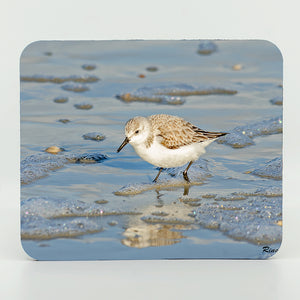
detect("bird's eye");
top-left (135, 130), bottom-right (139, 134)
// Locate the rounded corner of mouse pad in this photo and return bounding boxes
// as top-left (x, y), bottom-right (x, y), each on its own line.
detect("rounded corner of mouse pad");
top-left (20, 40), bottom-right (282, 261)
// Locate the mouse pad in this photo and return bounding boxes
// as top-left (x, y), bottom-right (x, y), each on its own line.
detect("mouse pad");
top-left (20, 40), bottom-right (282, 260)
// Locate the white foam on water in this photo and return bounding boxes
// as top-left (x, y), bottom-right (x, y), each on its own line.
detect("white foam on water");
top-left (21, 152), bottom-right (107, 184)
top-left (21, 214), bottom-right (102, 240)
top-left (194, 194), bottom-right (282, 244)
top-left (240, 186), bottom-right (282, 197)
top-left (61, 83), bottom-right (89, 92)
top-left (21, 197), bottom-right (141, 239)
top-left (251, 157), bottom-right (282, 179)
top-left (217, 116), bottom-right (282, 148)
top-left (21, 154), bottom-right (69, 185)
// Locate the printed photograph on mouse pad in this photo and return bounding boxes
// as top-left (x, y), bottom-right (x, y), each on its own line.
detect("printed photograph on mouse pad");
top-left (20, 40), bottom-right (282, 260)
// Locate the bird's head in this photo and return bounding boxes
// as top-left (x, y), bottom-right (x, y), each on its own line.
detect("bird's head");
top-left (117, 116), bottom-right (151, 152)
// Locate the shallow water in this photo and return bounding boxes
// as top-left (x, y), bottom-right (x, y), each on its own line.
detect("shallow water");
top-left (20, 40), bottom-right (282, 260)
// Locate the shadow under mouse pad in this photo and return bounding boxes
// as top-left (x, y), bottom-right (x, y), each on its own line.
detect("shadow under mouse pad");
top-left (20, 40), bottom-right (282, 260)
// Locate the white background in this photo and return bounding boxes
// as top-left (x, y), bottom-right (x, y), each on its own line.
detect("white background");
top-left (1, 0), bottom-right (299, 299)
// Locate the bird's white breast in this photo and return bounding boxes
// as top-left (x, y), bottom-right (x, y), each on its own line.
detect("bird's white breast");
top-left (131, 139), bottom-right (214, 168)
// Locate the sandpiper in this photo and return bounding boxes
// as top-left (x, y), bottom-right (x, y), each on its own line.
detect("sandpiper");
top-left (117, 114), bottom-right (227, 182)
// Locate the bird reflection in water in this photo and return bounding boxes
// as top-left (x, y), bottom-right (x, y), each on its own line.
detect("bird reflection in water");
top-left (121, 183), bottom-right (194, 248)
top-left (121, 224), bottom-right (189, 248)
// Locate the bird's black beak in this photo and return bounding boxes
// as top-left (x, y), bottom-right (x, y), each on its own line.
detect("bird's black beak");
top-left (117, 137), bottom-right (129, 153)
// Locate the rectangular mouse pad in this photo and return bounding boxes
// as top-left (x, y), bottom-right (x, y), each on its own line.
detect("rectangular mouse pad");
top-left (20, 40), bottom-right (282, 260)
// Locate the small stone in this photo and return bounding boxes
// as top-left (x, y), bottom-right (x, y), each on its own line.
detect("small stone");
top-left (45, 146), bottom-right (63, 154)
top-left (270, 97), bottom-right (283, 106)
top-left (138, 74), bottom-right (146, 78)
top-left (146, 66), bottom-right (158, 72)
top-left (53, 97), bottom-right (68, 103)
top-left (58, 119), bottom-right (70, 124)
top-left (70, 153), bottom-right (107, 164)
top-left (187, 202), bottom-right (202, 207)
top-left (197, 41), bottom-right (218, 55)
top-left (82, 64), bottom-right (96, 71)
top-left (232, 64), bottom-right (243, 71)
top-left (276, 220), bottom-right (282, 226)
top-left (82, 132), bottom-right (105, 141)
top-left (95, 200), bottom-right (108, 204)
top-left (44, 52), bottom-right (52, 56)
top-left (74, 104), bottom-right (93, 110)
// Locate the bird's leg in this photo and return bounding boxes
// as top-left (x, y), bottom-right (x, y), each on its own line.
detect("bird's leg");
top-left (183, 161), bottom-right (193, 183)
top-left (153, 167), bottom-right (163, 183)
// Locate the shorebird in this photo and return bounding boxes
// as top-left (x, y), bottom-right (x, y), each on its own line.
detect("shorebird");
top-left (117, 114), bottom-right (227, 182)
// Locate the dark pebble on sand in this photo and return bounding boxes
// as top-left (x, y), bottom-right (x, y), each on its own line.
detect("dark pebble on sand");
top-left (197, 41), bottom-right (218, 55)
top-left (270, 97), bottom-right (283, 106)
top-left (146, 66), bottom-right (158, 72)
top-left (74, 104), bottom-right (93, 110)
top-left (82, 132), bottom-right (105, 141)
top-left (95, 200), bottom-right (109, 204)
top-left (58, 119), bottom-right (70, 124)
top-left (82, 64), bottom-right (97, 71)
top-left (53, 97), bottom-right (68, 103)
top-left (71, 153), bottom-right (107, 164)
